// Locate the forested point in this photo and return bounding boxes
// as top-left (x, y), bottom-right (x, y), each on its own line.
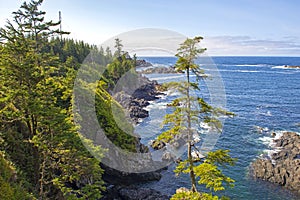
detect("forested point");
top-left (0, 0), bottom-right (139, 199)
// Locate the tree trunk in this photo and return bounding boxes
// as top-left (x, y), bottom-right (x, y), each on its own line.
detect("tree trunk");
top-left (188, 142), bottom-right (197, 192)
top-left (39, 152), bottom-right (46, 200)
top-left (187, 67), bottom-right (197, 192)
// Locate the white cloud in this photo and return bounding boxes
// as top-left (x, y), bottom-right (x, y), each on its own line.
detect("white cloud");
top-left (203, 36), bottom-right (300, 56)
top-left (83, 28), bottom-right (300, 57)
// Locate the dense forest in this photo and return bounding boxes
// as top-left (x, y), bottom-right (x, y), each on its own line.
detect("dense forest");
top-left (0, 1), bottom-right (238, 200)
top-left (0, 0), bottom-right (140, 199)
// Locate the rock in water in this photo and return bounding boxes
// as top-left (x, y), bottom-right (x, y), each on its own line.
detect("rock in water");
top-left (101, 186), bottom-right (170, 200)
top-left (136, 59), bottom-right (153, 68)
top-left (251, 132), bottom-right (300, 193)
top-left (118, 187), bottom-right (170, 200)
top-left (284, 65), bottom-right (300, 69)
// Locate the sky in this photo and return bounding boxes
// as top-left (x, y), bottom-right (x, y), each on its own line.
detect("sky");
top-left (1, 0), bottom-right (300, 56)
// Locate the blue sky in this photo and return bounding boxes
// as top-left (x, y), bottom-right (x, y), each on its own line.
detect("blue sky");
top-left (1, 0), bottom-right (300, 56)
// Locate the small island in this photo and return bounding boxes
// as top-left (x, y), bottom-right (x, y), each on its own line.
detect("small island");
top-left (284, 65), bottom-right (300, 69)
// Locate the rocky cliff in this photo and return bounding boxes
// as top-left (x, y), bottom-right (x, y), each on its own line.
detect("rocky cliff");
top-left (101, 69), bottom-right (168, 199)
top-left (251, 132), bottom-right (300, 193)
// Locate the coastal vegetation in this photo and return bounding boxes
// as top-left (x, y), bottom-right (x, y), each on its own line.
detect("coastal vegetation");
top-left (0, 0), bottom-right (157, 199)
top-left (0, 0), bottom-right (136, 199)
top-left (0, 1), bottom-right (250, 200)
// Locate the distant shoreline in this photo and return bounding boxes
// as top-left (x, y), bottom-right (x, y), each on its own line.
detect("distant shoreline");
top-left (284, 65), bottom-right (300, 69)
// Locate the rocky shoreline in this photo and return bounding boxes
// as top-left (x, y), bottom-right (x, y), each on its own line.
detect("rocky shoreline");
top-left (251, 132), bottom-right (300, 193)
top-left (101, 185), bottom-right (170, 200)
top-left (101, 61), bottom-right (169, 199)
top-left (113, 73), bottom-right (164, 124)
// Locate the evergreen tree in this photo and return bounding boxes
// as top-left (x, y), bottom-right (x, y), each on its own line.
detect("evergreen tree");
top-left (0, 0), bottom-right (105, 198)
top-left (156, 37), bottom-right (236, 199)
top-left (99, 46), bottom-right (105, 55)
top-left (0, 150), bottom-right (33, 200)
top-left (105, 46), bottom-right (112, 61)
top-left (114, 38), bottom-right (123, 57)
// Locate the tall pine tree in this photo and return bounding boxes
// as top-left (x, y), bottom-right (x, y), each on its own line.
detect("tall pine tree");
top-left (156, 37), bottom-right (236, 199)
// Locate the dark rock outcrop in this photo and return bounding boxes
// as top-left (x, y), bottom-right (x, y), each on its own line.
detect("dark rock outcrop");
top-left (118, 187), bottom-right (170, 200)
top-left (113, 74), bottom-right (163, 124)
top-left (101, 186), bottom-right (170, 200)
top-left (136, 59), bottom-right (153, 68)
top-left (132, 81), bottom-right (162, 101)
top-left (101, 163), bottom-right (162, 185)
top-left (251, 132), bottom-right (300, 193)
top-left (284, 65), bottom-right (300, 69)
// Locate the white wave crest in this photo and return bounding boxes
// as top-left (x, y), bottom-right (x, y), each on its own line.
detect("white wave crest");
top-left (144, 102), bottom-right (167, 111)
top-left (153, 75), bottom-right (185, 81)
top-left (220, 64), bottom-right (270, 67)
top-left (235, 64), bottom-right (270, 67)
top-left (272, 65), bottom-right (287, 69)
top-left (152, 63), bottom-right (172, 68)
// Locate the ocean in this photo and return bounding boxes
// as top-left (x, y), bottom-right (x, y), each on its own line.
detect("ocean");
top-left (135, 56), bottom-right (300, 200)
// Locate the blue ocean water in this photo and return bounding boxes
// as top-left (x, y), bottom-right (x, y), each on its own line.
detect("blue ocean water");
top-left (136, 57), bottom-right (300, 200)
